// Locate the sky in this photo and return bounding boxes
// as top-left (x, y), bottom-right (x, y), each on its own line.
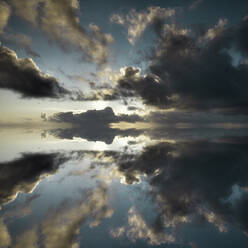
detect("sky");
top-left (1, 1), bottom-right (248, 248)
top-left (0, 0), bottom-right (248, 122)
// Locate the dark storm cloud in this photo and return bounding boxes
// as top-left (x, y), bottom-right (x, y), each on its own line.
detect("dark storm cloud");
top-left (145, 111), bottom-right (248, 140)
top-left (109, 138), bottom-right (248, 236)
top-left (0, 46), bottom-right (69, 98)
top-left (148, 111), bottom-right (248, 127)
top-left (116, 67), bottom-right (170, 107)
top-left (48, 107), bottom-right (143, 144)
top-left (146, 111), bottom-right (248, 140)
top-left (146, 17), bottom-right (248, 113)
top-left (237, 16), bottom-right (248, 56)
top-left (145, 19), bottom-right (248, 113)
top-left (48, 106), bottom-right (248, 143)
top-left (98, 16), bottom-right (248, 114)
top-left (49, 107), bottom-right (143, 125)
top-left (0, 153), bottom-right (68, 207)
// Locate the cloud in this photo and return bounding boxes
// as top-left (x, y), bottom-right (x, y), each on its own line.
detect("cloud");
top-left (49, 107), bottom-right (118, 124)
top-left (189, 0), bottom-right (203, 10)
top-left (93, 16), bottom-right (248, 114)
top-left (3, 184), bottom-right (113, 248)
top-left (47, 105), bottom-right (248, 143)
top-left (0, 45), bottom-right (117, 100)
top-left (69, 88), bottom-right (120, 101)
top-left (0, 153), bottom-right (68, 207)
top-left (146, 17), bottom-right (248, 113)
top-left (83, 65), bottom-right (170, 104)
top-left (0, 218), bottom-right (11, 248)
top-left (77, 137), bottom-right (248, 239)
top-left (41, 113), bottom-right (47, 121)
top-left (48, 107), bottom-right (143, 143)
top-left (29, 185), bottom-right (112, 248)
top-left (116, 66), bottom-right (170, 106)
top-left (58, 69), bottom-right (90, 83)
top-left (3, 194), bottom-right (40, 219)
top-left (49, 107), bottom-right (143, 125)
top-left (148, 110), bottom-right (248, 127)
top-left (111, 207), bottom-right (175, 245)
top-left (0, 1), bottom-right (11, 34)
top-left (49, 126), bottom-right (141, 144)
top-left (13, 228), bottom-right (38, 248)
top-left (9, 0), bottom-right (114, 64)
top-left (110, 6), bottom-right (175, 44)
top-left (109, 138), bottom-right (248, 235)
top-left (202, 19), bottom-right (228, 41)
top-left (41, 185), bottom-right (111, 248)
top-left (9, 0), bottom-right (39, 25)
top-left (0, 46), bottom-right (69, 98)
top-left (237, 15), bottom-right (248, 56)
top-left (2, 138), bottom-right (248, 247)
top-left (1, 32), bottom-right (40, 57)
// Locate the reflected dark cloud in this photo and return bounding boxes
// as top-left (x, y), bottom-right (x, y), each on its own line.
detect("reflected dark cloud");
top-left (49, 126), bottom-right (141, 144)
top-left (48, 107), bottom-right (143, 144)
top-left (148, 126), bottom-right (248, 142)
top-left (1, 136), bottom-right (248, 247)
top-left (147, 111), bottom-right (248, 140)
top-left (48, 107), bottom-right (248, 143)
top-left (0, 153), bottom-right (68, 207)
top-left (109, 138), bottom-right (248, 238)
top-left (49, 107), bottom-right (143, 124)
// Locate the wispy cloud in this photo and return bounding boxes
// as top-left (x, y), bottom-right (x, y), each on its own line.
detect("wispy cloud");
top-left (7, 0), bottom-right (114, 64)
top-left (110, 6), bottom-right (175, 45)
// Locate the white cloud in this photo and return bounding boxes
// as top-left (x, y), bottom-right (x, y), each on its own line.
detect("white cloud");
top-left (110, 207), bottom-right (175, 245)
top-left (111, 7), bottom-right (175, 45)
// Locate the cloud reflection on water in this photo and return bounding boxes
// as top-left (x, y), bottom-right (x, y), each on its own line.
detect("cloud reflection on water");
top-left (0, 126), bottom-right (248, 248)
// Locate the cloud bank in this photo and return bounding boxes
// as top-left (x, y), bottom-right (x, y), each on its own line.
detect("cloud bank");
top-left (48, 107), bottom-right (143, 143)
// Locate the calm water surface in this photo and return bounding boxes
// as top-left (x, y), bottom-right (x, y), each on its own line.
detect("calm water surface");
top-left (0, 127), bottom-right (248, 248)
